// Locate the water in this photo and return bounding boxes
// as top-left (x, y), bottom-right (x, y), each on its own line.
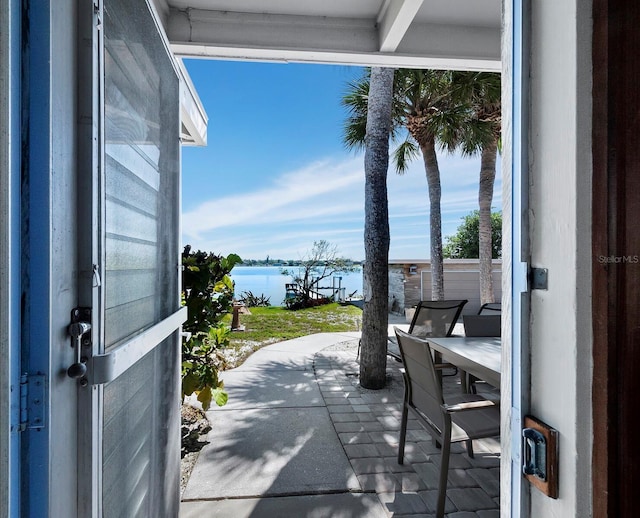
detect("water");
top-left (230, 266), bottom-right (363, 306)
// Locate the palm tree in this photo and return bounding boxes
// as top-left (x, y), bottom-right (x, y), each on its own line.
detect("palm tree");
top-left (446, 72), bottom-right (501, 305)
top-left (358, 67), bottom-right (394, 389)
top-left (344, 69), bottom-right (459, 301)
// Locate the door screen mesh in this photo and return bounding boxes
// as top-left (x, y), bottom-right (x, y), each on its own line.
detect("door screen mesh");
top-left (104, 0), bottom-right (179, 350)
top-left (102, 0), bottom-right (181, 515)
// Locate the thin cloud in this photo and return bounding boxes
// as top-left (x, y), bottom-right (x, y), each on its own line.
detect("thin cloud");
top-left (182, 157), bottom-right (364, 238)
top-left (183, 151), bottom-right (503, 260)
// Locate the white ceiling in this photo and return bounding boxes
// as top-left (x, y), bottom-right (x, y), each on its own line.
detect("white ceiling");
top-left (154, 0), bottom-right (501, 71)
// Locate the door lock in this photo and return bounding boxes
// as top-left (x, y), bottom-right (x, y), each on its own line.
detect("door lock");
top-left (68, 308), bottom-right (92, 381)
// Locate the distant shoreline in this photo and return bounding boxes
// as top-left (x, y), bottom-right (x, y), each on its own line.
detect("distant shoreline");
top-left (231, 265), bottom-right (363, 304)
top-left (238, 262), bottom-right (364, 267)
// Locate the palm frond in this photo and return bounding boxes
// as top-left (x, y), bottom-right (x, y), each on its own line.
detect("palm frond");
top-left (342, 116), bottom-right (367, 150)
top-left (393, 139), bottom-right (420, 174)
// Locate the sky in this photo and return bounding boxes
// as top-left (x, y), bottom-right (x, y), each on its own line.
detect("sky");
top-left (181, 59), bottom-right (502, 262)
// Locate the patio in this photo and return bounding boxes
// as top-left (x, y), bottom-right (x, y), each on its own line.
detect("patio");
top-left (180, 320), bottom-right (500, 517)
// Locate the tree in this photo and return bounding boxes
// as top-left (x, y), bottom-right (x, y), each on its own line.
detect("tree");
top-left (443, 210), bottom-right (502, 259)
top-left (344, 69), bottom-right (461, 301)
top-left (446, 72), bottom-right (501, 304)
top-left (281, 240), bottom-right (355, 309)
top-left (361, 68), bottom-right (394, 389)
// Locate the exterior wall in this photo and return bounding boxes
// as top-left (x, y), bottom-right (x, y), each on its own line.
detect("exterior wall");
top-left (389, 260), bottom-right (502, 315)
top-left (388, 265), bottom-right (405, 314)
top-left (527, 1), bottom-right (593, 516)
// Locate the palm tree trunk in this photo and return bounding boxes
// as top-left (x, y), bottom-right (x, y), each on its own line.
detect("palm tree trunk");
top-left (420, 138), bottom-right (445, 301)
top-left (360, 67), bottom-right (393, 389)
top-left (478, 140), bottom-right (498, 305)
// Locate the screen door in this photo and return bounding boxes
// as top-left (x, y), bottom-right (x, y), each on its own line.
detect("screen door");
top-left (76, 0), bottom-right (185, 516)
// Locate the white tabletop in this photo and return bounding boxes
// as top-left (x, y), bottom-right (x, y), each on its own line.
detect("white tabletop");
top-left (426, 336), bottom-right (501, 388)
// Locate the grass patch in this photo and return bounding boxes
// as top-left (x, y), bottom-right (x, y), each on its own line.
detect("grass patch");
top-left (220, 303), bottom-right (362, 369)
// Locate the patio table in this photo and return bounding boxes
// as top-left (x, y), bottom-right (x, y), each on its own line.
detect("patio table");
top-left (426, 336), bottom-right (501, 389)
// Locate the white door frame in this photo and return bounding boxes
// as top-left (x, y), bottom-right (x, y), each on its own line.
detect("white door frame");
top-left (502, 1), bottom-right (530, 516)
top-left (0, 0), bottom-right (22, 515)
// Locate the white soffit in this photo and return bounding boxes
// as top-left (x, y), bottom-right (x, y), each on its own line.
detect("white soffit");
top-left (162, 0), bottom-right (501, 72)
top-left (150, 0), bottom-right (208, 146)
top-left (177, 58), bottom-right (208, 146)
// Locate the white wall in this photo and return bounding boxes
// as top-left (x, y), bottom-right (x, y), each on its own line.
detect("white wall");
top-left (527, 1), bottom-right (592, 516)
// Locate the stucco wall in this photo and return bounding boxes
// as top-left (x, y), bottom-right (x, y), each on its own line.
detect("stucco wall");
top-left (527, 0), bottom-right (593, 516)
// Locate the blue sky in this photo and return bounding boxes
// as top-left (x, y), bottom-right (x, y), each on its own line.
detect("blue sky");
top-left (181, 59), bottom-right (502, 262)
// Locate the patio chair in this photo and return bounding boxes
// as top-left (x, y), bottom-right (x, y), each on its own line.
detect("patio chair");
top-left (464, 304), bottom-right (501, 393)
top-left (408, 299), bottom-right (468, 336)
top-left (388, 299), bottom-right (468, 372)
top-left (462, 314), bottom-right (501, 337)
top-left (478, 302), bottom-right (501, 315)
top-left (394, 328), bottom-right (500, 518)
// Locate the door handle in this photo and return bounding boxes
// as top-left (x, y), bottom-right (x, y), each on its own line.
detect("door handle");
top-left (67, 308), bottom-right (92, 381)
top-left (522, 427), bottom-right (546, 480)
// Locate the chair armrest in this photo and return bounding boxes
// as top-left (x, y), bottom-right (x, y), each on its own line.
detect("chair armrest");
top-left (387, 350), bottom-right (402, 362)
top-left (441, 399), bottom-right (499, 414)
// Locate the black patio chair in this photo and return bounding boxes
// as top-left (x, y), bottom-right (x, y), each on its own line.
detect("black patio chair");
top-left (395, 328), bottom-right (500, 518)
top-left (407, 299), bottom-right (468, 337)
top-left (387, 299), bottom-right (468, 374)
top-left (463, 302), bottom-right (501, 393)
top-left (478, 302), bottom-right (501, 315)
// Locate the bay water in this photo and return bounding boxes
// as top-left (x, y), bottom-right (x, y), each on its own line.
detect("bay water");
top-left (230, 266), bottom-right (363, 306)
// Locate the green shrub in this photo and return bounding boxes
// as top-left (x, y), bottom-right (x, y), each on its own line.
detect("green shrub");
top-left (238, 290), bottom-right (271, 307)
top-left (181, 245), bottom-right (241, 410)
top-left (284, 294), bottom-right (332, 310)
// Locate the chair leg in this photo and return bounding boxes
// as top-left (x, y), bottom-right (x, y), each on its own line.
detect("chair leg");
top-left (397, 401), bottom-right (409, 465)
top-left (460, 370), bottom-right (468, 393)
top-left (437, 434), bottom-right (452, 518)
top-left (466, 439), bottom-right (474, 458)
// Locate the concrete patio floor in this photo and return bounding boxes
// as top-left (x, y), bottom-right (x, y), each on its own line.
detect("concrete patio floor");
top-left (180, 320), bottom-right (500, 518)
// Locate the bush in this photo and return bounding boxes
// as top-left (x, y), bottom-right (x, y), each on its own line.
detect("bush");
top-left (238, 290), bottom-right (271, 307)
top-left (181, 245), bottom-right (242, 410)
top-left (284, 294), bottom-right (332, 310)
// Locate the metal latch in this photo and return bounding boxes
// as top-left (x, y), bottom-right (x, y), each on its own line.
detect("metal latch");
top-left (19, 374), bottom-right (46, 431)
top-left (67, 307), bottom-right (92, 385)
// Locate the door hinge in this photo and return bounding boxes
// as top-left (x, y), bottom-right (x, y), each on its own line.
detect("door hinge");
top-left (529, 267), bottom-right (549, 290)
top-left (19, 374), bottom-right (46, 432)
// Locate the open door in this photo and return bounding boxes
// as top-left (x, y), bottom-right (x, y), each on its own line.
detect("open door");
top-left (75, 0), bottom-right (185, 515)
